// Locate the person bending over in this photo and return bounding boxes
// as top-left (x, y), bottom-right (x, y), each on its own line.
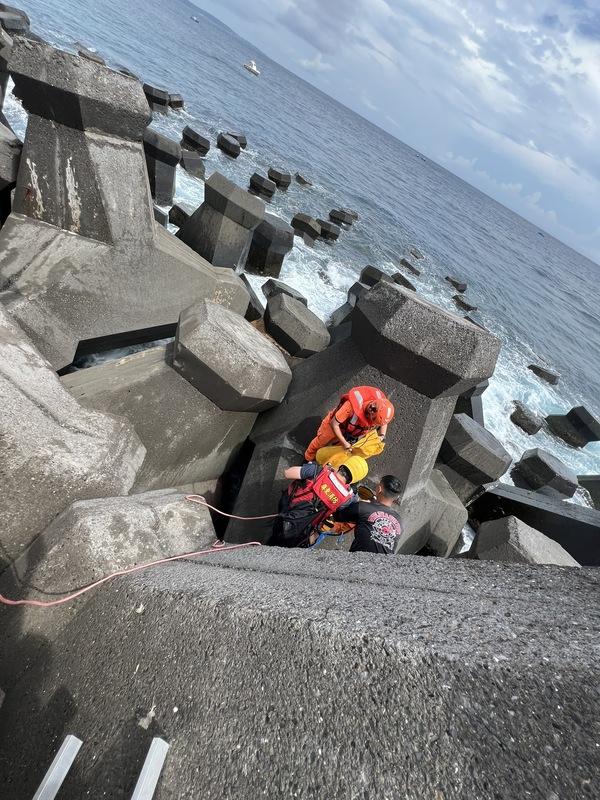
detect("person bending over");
top-left (334, 474), bottom-right (402, 554)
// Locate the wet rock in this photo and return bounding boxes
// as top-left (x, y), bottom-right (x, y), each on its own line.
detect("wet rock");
top-left (78, 46), bottom-right (105, 65)
top-left (329, 208), bottom-right (354, 225)
top-left (470, 482), bottom-right (600, 566)
top-left (347, 281), bottom-right (368, 307)
top-left (453, 294), bottom-right (477, 312)
top-left (446, 276), bottom-right (467, 292)
top-left (294, 172), bottom-right (312, 186)
top-left (246, 212), bottom-right (294, 278)
top-left (511, 448), bottom-right (579, 499)
top-left (528, 363), bottom-right (559, 385)
top-left (0, 39), bottom-right (249, 369)
top-left (249, 172), bottom-right (276, 201)
top-left (317, 218), bottom-right (341, 242)
top-left (360, 264), bottom-right (392, 287)
top-left (0, 304), bottom-right (144, 570)
top-left (290, 212), bottom-right (320, 246)
top-left (262, 277), bottom-right (307, 306)
top-left (392, 272), bottom-right (416, 291)
top-left (454, 379), bottom-right (488, 427)
top-left (409, 246), bottom-right (423, 259)
top-left (63, 344), bottom-right (256, 492)
top-left (153, 205), bottom-right (168, 227)
top-left (475, 515), bottom-right (580, 566)
top-left (181, 125), bottom-right (210, 155)
top-left (173, 300), bottom-right (291, 412)
top-left (239, 273), bottom-right (264, 322)
top-left (578, 475), bottom-right (600, 509)
top-left (168, 92), bottom-right (184, 110)
top-left (177, 171), bottom-right (265, 269)
top-left (438, 413), bottom-right (512, 504)
top-left (400, 257), bottom-right (420, 275)
top-left (142, 81), bottom-right (169, 113)
top-left (546, 406), bottom-right (600, 448)
top-left (168, 201), bottom-right (194, 228)
top-left (226, 131), bottom-right (247, 148)
top-left (143, 128), bottom-right (181, 205)
top-left (510, 401), bottom-right (543, 435)
top-left (217, 132), bottom-right (241, 158)
top-left (341, 208), bottom-right (359, 221)
top-left (265, 293), bottom-right (330, 357)
top-left (268, 167), bottom-right (291, 189)
top-left (180, 148), bottom-right (205, 179)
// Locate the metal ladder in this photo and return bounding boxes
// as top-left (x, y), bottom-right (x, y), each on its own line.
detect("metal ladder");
top-left (32, 734), bottom-right (169, 799)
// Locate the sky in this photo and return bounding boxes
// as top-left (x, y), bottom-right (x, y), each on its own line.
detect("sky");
top-left (193, 0), bottom-right (600, 264)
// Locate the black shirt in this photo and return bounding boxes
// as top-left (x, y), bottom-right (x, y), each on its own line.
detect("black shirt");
top-left (334, 500), bottom-right (402, 554)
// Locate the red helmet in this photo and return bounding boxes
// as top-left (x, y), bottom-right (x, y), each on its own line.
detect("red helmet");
top-left (372, 399), bottom-right (394, 427)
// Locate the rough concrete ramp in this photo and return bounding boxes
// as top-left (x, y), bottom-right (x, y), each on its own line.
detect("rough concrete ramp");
top-left (0, 549), bottom-right (597, 799)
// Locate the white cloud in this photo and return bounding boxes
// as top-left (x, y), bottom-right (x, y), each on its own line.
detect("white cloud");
top-left (299, 51), bottom-right (333, 71)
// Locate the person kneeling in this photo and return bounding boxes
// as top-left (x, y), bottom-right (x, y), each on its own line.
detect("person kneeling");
top-left (333, 475), bottom-right (402, 554)
top-left (271, 456), bottom-right (368, 549)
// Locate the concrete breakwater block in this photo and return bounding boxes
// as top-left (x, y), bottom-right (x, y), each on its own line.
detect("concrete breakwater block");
top-left (453, 294), bottom-right (478, 312)
top-left (0, 5), bottom-right (30, 34)
top-left (142, 128), bottom-right (181, 205)
top-left (329, 208), bottom-right (354, 225)
top-left (469, 483), bottom-right (600, 565)
top-left (239, 272), bottom-right (265, 321)
top-left (454, 379), bottom-right (488, 427)
top-left (173, 299), bottom-right (291, 412)
top-left (168, 201), bottom-right (194, 228)
top-left (347, 280), bottom-right (368, 306)
top-left (180, 148), bottom-right (205, 179)
top-left (0, 120), bottom-right (22, 225)
top-left (0, 304), bottom-right (145, 571)
top-left (392, 271), bottom-right (416, 291)
top-left (262, 277), bottom-right (307, 306)
top-left (475, 515), bottom-right (580, 566)
top-left (360, 264), bottom-right (392, 287)
top-left (249, 171), bottom-right (276, 200)
top-left (438, 413), bottom-right (512, 504)
top-left (142, 81), bottom-right (169, 113)
top-left (316, 218), bottom-right (341, 241)
top-left (446, 275), bottom-right (467, 292)
top-left (226, 130), bottom-right (247, 148)
top-left (290, 212), bottom-right (320, 245)
top-left (410, 246), bottom-right (423, 259)
top-left (267, 166), bottom-right (291, 188)
top-left (246, 213), bottom-right (294, 278)
top-left (62, 344), bottom-right (256, 493)
top-left (77, 45), bottom-right (105, 65)
top-left (528, 362), bottom-right (559, 385)
top-left (295, 171), bottom-right (312, 185)
top-left (177, 171), bottom-right (265, 269)
top-left (181, 124), bottom-right (210, 155)
top-left (578, 474), bottom-right (600, 509)
top-left (546, 406), bottom-right (600, 448)
top-left (511, 447), bottom-right (579, 499)
top-left (1, 550), bottom-right (597, 798)
top-left (265, 292), bottom-right (330, 357)
top-left (168, 91), bottom-right (184, 109)
top-left (0, 38), bottom-right (250, 370)
top-left (510, 400), bottom-right (543, 434)
top-left (400, 256), bottom-right (420, 275)
top-left (152, 205), bottom-right (168, 226)
top-left (217, 132), bottom-right (241, 157)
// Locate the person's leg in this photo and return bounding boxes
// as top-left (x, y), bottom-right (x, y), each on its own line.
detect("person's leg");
top-left (304, 414), bottom-right (336, 461)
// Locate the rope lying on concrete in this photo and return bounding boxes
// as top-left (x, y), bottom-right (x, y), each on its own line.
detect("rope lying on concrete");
top-left (0, 496), bottom-right (265, 609)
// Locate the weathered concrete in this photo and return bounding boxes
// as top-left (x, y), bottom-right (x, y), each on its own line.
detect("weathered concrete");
top-left (77, 45), bottom-right (104, 65)
top-left (290, 212), bottom-right (320, 245)
top-left (469, 483), bottom-right (600, 565)
top-left (438, 413), bottom-right (512, 504)
top-left (239, 273), bottom-right (264, 321)
top-left (454, 379), bottom-right (488, 427)
top-left (328, 301), bottom-right (353, 329)
top-left (0, 120), bottom-right (21, 225)
top-left (511, 448), bottom-right (579, 499)
top-left (261, 277), bottom-right (307, 306)
top-left (295, 171), bottom-right (312, 185)
top-left (392, 271), bottom-right (416, 291)
top-left (528, 363), bottom-right (559, 385)
top-left (246, 213), bottom-right (294, 278)
top-left (249, 172), bottom-right (276, 200)
top-left (1, 549), bottom-right (598, 799)
top-left (360, 264), bottom-right (392, 287)
top-left (0, 39), bottom-right (249, 370)
top-left (446, 275), bottom-right (466, 292)
top-left (476, 515), bottom-right (580, 566)
top-left (0, 304), bottom-right (145, 570)
top-left (264, 292), bottom-right (330, 357)
top-left (177, 171), bottom-right (264, 269)
top-left (546, 406), bottom-right (600, 448)
top-left (142, 128), bottom-right (181, 205)
top-left (578, 474), bottom-right (600, 509)
top-left (400, 257), bottom-right (421, 275)
top-left (62, 344), bottom-right (256, 493)
top-left (329, 208), bottom-right (353, 225)
top-left (267, 166), bottom-right (291, 188)
top-left (0, 4), bottom-right (29, 35)
top-left (181, 125), bottom-right (210, 155)
top-left (168, 201), bottom-right (194, 228)
top-left (316, 218), bottom-right (341, 241)
top-left (168, 92), bottom-right (184, 110)
top-left (346, 281), bottom-right (368, 306)
top-left (172, 300), bottom-right (291, 411)
top-left (153, 205), bottom-right (168, 227)
top-left (217, 132), bottom-right (240, 157)
top-left (510, 400), bottom-right (543, 435)
top-left (453, 294), bottom-right (477, 312)
top-left (142, 81), bottom-right (169, 113)
top-left (226, 131), bottom-right (247, 148)
top-left (180, 148), bottom-right (205, 179)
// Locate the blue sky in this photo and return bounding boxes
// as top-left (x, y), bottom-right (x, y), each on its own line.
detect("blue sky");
top-left (195, 0), bottom-right (600, 264)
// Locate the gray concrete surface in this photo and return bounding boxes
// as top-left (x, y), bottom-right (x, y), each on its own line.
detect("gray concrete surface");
top-left (264, 292), bottom-right (330, 357)
top-left (476, 515), bottom-right (581, 566)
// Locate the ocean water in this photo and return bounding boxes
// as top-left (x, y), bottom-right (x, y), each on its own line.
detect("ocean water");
top-left (6, 0), bottom-right (600, 483)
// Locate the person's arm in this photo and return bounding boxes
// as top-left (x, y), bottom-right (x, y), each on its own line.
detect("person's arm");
top-left (333, 500), bottom-right (361, 522)
top-left (331, 417), bottom-right (352, 450)
top-left (379, 423), bottom-right (388, 440)
top-left (284, 466), bottom-right (303, 480)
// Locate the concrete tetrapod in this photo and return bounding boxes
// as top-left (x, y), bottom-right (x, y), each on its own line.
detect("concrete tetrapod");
top-left (142, 82), bottom-right (169, 113)
top-left (62, 344), bottom-right (257, 493)
top-left (264, 292), bottom-right (330, 357)
top-left (290, 212), bottom-right (321, 246)
top-left (262, 277), bottom-right (307, 306)
top-left (177, 171), bottom-right (265, 269)
top-left (142, 127), bottom-right (181, 205)
top-left (546, 406), bottom-right (600, 448)
top-left (217, 132), bottom-right (241, 157)
top-left (181, 125), bottom-right (210, 155)
top-left (511, 448), bottom-right (579, 499)
top-left (0, 39), bottom-right (249, 370)
top-left (0, 549), bottom-right (597, 799)
top-left (230, 282), bottom-right (501, 552)
top-left (180, 148), bottom-right (205, 180)
top-left (475, 515), bottom-right (580, 566)
top-left (454, 379), bottom-right (488, 427)
top-left (0, 304), bottom-right (145, 571)
top-left (172, 300), bottom-right (291, 412)
top-left (267, 166), bottom-right (291, 188)
top-left (245, 213), bottom-right (294, 278)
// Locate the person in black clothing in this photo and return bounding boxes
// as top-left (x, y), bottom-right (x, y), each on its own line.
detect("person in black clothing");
top-left (334, 474), bottom-right (402, 554)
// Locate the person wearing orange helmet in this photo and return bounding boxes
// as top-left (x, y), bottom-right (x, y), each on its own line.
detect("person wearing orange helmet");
top-left (304, 385), bottom-right (394, 462)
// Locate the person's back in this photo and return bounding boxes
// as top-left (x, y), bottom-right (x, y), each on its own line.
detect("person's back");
top-left (334, 475), bottom-right (403, 554)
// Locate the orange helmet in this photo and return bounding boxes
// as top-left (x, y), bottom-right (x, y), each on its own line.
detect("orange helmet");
top-left (372, 398), bottom-right (394, 427)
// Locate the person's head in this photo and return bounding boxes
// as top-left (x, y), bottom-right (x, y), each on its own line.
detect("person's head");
top-left (334, 455), bottom-right (369, 485)
top-left (376, 474), bottom-right (402, 504)
top-left (363, 398), bottom-right (395, 427)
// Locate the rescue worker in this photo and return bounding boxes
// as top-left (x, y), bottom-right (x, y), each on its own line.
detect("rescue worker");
top-left (333, 474), bottom-right (402, 554)
top-left (271, 455), bottom-right (369, 549)
top-left (304, 386), bottom-right (394, 463)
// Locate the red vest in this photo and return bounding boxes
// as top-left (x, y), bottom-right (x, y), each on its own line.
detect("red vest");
top-left (287, 465), bottom-right (353, 519)
top-left (337, 386), bottom-right (386, 439)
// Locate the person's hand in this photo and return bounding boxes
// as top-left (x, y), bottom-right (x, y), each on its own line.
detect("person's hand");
top-left (343, 442), bottom-right (352, 451)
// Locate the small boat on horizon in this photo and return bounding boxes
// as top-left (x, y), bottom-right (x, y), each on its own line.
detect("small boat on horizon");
top-left (243, 59), bottom-right (260, 76)
top-left (191, 15), bottom-right (200, 23)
